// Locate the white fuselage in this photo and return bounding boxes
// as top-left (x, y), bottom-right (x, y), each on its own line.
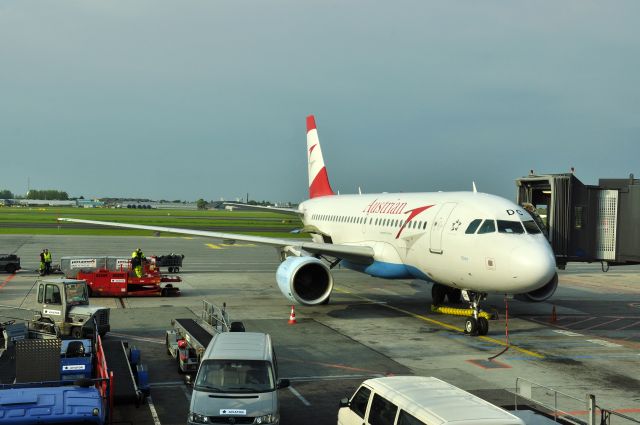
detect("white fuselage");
top-left (299, 191), bottom-right (556, 294)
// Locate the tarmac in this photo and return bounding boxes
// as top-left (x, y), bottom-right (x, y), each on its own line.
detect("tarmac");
top-left (1, 234), bottom-right (639, 425)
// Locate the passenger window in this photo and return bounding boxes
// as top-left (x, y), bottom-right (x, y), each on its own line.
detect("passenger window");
top-left (349, 386), bottom-right (371, 419)
top-left (423, 222), bottom-right (427, 229)
top-left (369, 394), bottom-right (398, 425)
top-left (398, 410), bottom-right (426, 425)
top-left (45, 284), bottom-right (61, 304)
top-left (497, 220), bottom-right (525, 234)
top-left (37, 284), bottom-right (44, 303)
top-left (465, 219), bottom-right (482, 234)
top-left (477, 219), bottom-right (496, 234)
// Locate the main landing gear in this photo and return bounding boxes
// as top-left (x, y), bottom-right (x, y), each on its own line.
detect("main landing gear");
top-left (431, 283), bottom-right (490, 336)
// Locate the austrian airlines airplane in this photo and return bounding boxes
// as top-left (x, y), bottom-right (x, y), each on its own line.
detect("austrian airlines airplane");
top-left (60, 115), bottom-right (558, 336)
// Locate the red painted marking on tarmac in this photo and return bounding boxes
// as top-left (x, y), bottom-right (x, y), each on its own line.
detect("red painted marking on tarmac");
top-left (0, 273), bottom-right (16, 290)
top-left (563, 408), bottom-right (640, 416)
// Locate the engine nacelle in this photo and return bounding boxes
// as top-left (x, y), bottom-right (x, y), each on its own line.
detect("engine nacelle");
top-left (276, 256), bottom-right (333, 305)
top-left (515, 272), bottom-right (558, 302)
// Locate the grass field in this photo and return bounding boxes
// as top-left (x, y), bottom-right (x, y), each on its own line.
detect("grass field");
top-left (0, 207), bottom-right (307, 238)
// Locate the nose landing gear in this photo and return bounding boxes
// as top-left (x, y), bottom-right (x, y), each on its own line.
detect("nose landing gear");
top-left (463, 291), bottom-right (489, 336)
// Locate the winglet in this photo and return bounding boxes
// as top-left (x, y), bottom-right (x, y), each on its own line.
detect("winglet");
top-left (472, 181), bottom-right (477, 193)
top-left (306, 115), bottom-right (334, 199)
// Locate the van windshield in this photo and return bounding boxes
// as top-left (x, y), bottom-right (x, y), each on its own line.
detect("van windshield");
top-left (195, 360), bottom-right (275, 393)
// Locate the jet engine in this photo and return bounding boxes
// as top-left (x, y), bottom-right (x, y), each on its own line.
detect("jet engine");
top-left (515, 272), bottom-right (558, 302)
top-left (276, 256), bottom-right (333, 305)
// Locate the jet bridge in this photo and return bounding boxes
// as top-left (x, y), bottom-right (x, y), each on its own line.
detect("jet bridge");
top-left (516, 172), bottom-right (640, 268)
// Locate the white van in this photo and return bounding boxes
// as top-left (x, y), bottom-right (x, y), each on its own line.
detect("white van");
top-left (188, 332), bottom-right (289, 425)
top-left (338, 376), bottom-right (525, 425)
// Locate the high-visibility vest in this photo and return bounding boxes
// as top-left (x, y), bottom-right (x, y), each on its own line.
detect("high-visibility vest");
top-left (44, 252), bottom-right (52, 262)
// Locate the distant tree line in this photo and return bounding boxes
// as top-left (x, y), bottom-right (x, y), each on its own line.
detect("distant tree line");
top-left (0, 190), bottom-right (13, 199)
top-left (26, 190), bottom-right (69, 200)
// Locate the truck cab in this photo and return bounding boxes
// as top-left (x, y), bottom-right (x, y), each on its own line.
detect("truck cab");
top-left (35, 279), bottom-right (110, 338)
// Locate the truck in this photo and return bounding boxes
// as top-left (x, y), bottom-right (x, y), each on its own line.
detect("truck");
top-left (0, 254), bottom-right (20, 274)
top-left (60, 256), bottom-right (181, 297)
top-left (31, 278), bottom-right (111, 338)
top-left (166, 300), bottom-right (244, 373)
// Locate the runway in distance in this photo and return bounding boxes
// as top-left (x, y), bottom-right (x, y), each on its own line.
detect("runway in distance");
top-left (60, 115), bottom-right (558, 336)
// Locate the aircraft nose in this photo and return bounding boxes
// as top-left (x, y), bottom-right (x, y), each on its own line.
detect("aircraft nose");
top-left (510, 244), bottom-right (556, 291)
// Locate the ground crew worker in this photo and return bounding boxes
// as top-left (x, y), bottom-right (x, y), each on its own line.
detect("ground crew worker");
top-left (43, 249), bottom-right (52, 275)
top-left (39, 250), bottom-right (46, 276)
top-left (131, 248), bottom-right (145, 278)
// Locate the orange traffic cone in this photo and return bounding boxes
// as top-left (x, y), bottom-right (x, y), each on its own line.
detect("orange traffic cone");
top-left (550, 305), bottom-right (557, 323)
top-left (288, 305), bottom-right (297, 325)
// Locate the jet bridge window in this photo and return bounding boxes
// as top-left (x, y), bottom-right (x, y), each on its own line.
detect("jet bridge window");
top-left (522, 220), bottom-right (542, 234)
top-left (465, 219), bottom-right (482, 234)
top-left (477, 219), bottom-right (496, 234)
top-left (497, 220), bottom-right (525, 234)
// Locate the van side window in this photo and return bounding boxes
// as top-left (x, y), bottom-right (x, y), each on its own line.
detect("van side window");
top-left (398, 410), bottom-right (427, 425)
top-left (349, 386), bottom-right (371, 419)
top-left (370, 394), bottom-right (398, 425)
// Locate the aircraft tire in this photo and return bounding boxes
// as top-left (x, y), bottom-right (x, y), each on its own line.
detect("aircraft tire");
top-left (478, 317), bottom-right (489, 336)
top-left (446, 288), bottom-right (462, 304)
top-left (431, 284), bottom-right (447, 306)
top-left (464, 317), bottom-right (478, 335)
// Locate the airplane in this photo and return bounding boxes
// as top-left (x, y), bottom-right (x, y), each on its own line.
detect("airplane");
top-left (59, 115), bottom-right (558, 336)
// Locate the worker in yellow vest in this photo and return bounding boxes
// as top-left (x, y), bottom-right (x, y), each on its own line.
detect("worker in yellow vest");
top-left (131, 248), bottom-right (145, 278)
top-left (43, 249), bottom-right (52, 275)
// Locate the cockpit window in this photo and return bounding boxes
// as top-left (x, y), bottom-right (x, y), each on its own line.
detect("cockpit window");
top-left (497, 220), bottom-right (525, 234)
top-left (523, 220), bottom-right (542, 234)
top-left (465, 219), bottom-right (482, 234)
top-left (477, 219), bottom-right (496, 234)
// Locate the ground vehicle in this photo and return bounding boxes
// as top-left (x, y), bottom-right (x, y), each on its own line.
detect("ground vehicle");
top-left (0, 336), bottom-right (111, 424)
top-left (33, 279), bottom-right (110, 338)
top-left (188, 332), bottom-right (289, 425)
top-left (338, 376), bottom-right (525, 425)
top-left (0, 254), bottom-right (20, 274)
top-left (61, 256), bottom-right (180, 297)
top-left (166, 301), bottom-right (242, 373)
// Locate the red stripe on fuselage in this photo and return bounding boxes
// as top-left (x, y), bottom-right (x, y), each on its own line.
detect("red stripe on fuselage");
top-left (395, 205), bottom-right (435, 238)
top-left (309, 167), bottom-right (334, 198)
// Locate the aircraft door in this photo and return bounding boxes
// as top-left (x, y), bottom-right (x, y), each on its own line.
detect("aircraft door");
top-left (429, 202), bottom-right (457, 254)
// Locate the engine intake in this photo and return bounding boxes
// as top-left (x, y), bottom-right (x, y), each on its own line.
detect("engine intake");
top-left (276, 256), bottom-right (333, 305)
top-left (516, 272), bottom-right (558, 302)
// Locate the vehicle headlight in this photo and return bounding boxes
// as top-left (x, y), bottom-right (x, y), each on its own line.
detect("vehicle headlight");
top-left (255, 413), bottom-right (278, 424)
top-left (188, 412), bottom-right (209, 423)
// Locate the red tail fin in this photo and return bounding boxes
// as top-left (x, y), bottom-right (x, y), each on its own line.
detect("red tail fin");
top-left (306, 115), bottom-right (334, 198)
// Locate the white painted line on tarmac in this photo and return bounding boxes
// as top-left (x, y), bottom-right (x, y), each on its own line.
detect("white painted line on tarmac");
top-left (553, 330), bottom-right (583, 337)
top-left (587, 339), bottom-right (622, 348)
top-left (374, 288), bottom-right (398, 295)
top-left (149, 381), bottom-right (185, 387)
top-left (288, 386), bottom-right (311, 406)
top-left (286, 374), bottom-right (382, 382)
top-left (147, 395), bottom-right (162, 425)
top-left (618, 320), bottom-right (640, 331)
top-left (109, 332), bottom-right (164, 345)
top-left (583, 318), bottom-right (622, 330)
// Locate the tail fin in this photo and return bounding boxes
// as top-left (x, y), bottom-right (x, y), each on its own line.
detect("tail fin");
top-left (306, 115), bottom-right (334, 198)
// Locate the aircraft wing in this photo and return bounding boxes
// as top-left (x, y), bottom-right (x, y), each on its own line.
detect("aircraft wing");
top-left (57, 218), bottom-right (374, 264)
top-left (222, 202), bottom-right (301, 215)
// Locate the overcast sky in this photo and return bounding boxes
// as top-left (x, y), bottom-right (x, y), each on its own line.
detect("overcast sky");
top-left (1, 1), bottom-right (638, 203)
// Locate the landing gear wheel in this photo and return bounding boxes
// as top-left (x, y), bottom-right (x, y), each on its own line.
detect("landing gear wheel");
top-left (464, 317), bottom-right (478, 335)
top-left (477, 317), bottom-right (489, 336)
top-left (446, 288), bottom-right (462, 304)
top-left (431, 284), bottom-right (447, 306)
top-left (174, 267), bottom-right (179, 273)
